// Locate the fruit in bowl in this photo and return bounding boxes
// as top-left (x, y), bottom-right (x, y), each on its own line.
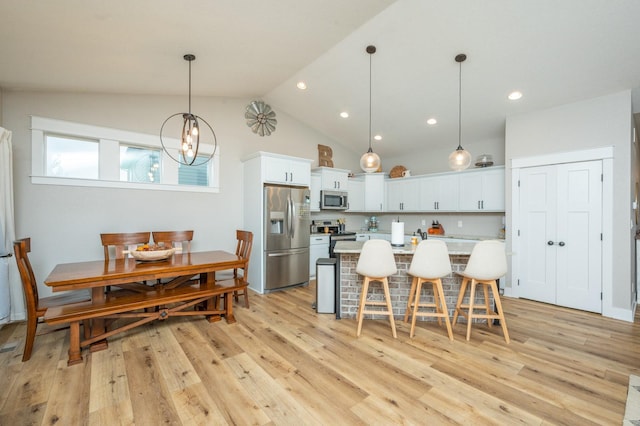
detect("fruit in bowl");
top-left (130, 244), bottom-right (175, 261)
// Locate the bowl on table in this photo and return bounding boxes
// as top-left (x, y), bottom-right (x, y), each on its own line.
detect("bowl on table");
top-left (129, 247), bottom-right (176, 261)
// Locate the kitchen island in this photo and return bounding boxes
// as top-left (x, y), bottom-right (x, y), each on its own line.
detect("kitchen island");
top-left (333, 240), bottom-right (489, 321)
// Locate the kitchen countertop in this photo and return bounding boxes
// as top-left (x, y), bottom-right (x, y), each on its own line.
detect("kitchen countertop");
top-left (348, 231), bottom-right (503, 241)
top-left (333, 240), bottom-right (476, 256)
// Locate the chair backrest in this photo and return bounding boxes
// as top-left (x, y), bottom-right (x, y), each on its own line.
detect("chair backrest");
top-left (356, 239), bottom-right (398, 278)
top-left (13, 238), bottom-right (39, 316)
top-left (152, 230), bottom-right (194, 252)
top-left (234, 230), bottom-right (254, 278)
top-left (100, 232), bottom-right (151, 260)
top-left (463, 240), bottom-right (507, 280)
top-left (409, 239), bottom-right (452, 279)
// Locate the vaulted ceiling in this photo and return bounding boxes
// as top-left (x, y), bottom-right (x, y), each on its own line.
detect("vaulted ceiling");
top-left (1, 0), bottom-right (639, 159)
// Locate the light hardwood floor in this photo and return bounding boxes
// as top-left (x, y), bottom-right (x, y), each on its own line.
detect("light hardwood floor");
top-left (1, 282), bottom-right (639, 425)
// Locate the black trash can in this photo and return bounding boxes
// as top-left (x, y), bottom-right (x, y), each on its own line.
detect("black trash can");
top-left (316, 258), bottom-right (336, 314)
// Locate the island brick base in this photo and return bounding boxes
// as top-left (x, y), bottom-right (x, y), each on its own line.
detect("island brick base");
top-left (338, 253), bottom-right (494, 322)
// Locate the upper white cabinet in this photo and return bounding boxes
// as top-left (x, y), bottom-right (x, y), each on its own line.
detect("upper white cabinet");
top-left (419, 174), bottom-right (460, 211)
top-left (363, 173), bottom-right (385, 212)
top-left (309, 173), bottom-right (322, 211)
top-left (458, 166), bottom-right (505, 211)
top-left (313, 167), bottom-right (349, 190)
top-left (261, 153), bottom-right (311, 186)
top-left (385, 177), bottom-right (421, 212)
top-left (347, 177), bottom-right (364, 212)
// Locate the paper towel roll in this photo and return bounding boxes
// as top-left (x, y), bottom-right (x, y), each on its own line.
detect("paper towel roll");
top-left (391, 221), bottom-right (405, 246)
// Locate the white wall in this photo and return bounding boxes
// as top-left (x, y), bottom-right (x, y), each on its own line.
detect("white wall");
top-left (2, 90), bottom-right (359, 312)
top-left (505, 90), bottom-right (635, 316)
top-left (383, 137), bottom-right (504, 175)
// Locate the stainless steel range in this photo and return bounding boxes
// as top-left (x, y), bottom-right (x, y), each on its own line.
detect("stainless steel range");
top-left (310, 219), bottom-right (356, 257)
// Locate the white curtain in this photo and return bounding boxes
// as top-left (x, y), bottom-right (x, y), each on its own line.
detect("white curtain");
top-left (0, 126), bottom-right (20, 324)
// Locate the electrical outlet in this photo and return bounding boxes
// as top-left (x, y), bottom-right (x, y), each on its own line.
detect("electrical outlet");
top-left (457, 220), bottom-right (463, 228)
top-left (421, 219), bottom-right (426, 226)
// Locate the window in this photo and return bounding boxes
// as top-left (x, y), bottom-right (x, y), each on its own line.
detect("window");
top-left (120, 146), bottom-right (161, 183)
top-left (31, 116), bottom-right (220, 193)
top-left (178, 154), bottom-right (209, 186)
top-left (45, 135), bottom-right (99, 179)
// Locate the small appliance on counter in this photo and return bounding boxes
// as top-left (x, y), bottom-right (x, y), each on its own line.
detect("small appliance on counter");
top-left (368, 216), bottom-right (378, 232)
top-left (428, 220), bottom-right (445, 235)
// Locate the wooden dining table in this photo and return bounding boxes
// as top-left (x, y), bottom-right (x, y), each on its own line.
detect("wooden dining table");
top-left (44, 250), bottom-right (246, 352)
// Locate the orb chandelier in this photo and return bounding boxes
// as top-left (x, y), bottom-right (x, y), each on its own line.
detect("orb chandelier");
top-left (448, 53), bottom-right (472, 171)
top-left (160, 54), bottom-right (217, 166)
top-left (360, 45), bottom-right (381, 173)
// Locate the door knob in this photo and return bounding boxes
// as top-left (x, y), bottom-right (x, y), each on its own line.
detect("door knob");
top-left (558, 241), bottom-right (565, 246)
top-left (547, 240), bottom-right (554, 245)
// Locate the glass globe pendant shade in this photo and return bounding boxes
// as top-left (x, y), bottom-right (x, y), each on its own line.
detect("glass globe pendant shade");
top-left (448, 146), bottom-right (472, 171)
top-left (360, 148), bottom-right (381, 173)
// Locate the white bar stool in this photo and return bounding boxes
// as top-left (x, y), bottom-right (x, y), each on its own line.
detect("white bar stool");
top-left (403, 240), bottom-right (454, 340)
top-left (452, 240), bottom-right (510, 343)
top-left (355, 239), bottom-right (398, 338)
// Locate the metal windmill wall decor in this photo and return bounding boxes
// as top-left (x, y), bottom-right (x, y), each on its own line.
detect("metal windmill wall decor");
top-left (245, 100), bottom-right (277, 136)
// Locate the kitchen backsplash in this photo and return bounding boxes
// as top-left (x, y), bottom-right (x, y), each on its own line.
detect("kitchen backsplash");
top-left (310, 212), bottom-right (505, 238)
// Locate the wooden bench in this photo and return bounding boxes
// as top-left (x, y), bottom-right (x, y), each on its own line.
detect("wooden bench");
top-left (45, 278), bottom-right (247, 365)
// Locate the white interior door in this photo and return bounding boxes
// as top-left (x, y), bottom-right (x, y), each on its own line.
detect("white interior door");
top-left (518, 165), bottom-right (557, 304)
top-left (517, 160), bottom-right (602, 313)
top-left (555, 161), bottom-right (602, 312)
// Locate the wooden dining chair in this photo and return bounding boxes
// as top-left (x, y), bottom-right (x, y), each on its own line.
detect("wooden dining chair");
top-left (100, 232), bottom-right (151, 293)
top-left (151, 230), bottom-right (194, 253)
top-left (13, 238), bottom-right (91, 361)
top-left (216, 230), bottom-right (253, 308)
top-left (100, 232), bottom-right (151, 260)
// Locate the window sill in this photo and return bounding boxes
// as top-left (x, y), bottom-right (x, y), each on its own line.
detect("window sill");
top-left (31, 175), bottom-right (220, 193)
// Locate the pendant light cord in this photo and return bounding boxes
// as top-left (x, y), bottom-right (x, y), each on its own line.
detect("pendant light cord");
top-left (458, 58), bottom-right (462, 150)
top-left (188, 58), bottom-right (192, 115)
top-left (368, 49), bottom-right (372, 151)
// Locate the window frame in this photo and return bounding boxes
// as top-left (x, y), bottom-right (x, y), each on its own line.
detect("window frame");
top-left (30, 116), bottom-right (220, 193)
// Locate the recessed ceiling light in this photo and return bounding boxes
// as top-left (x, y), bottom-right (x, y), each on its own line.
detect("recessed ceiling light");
top-left (340, 111), bottom-right (349, 118)
top-left (427, 118), bottom-right (437, 125)
top-left (296, 81), bottom-right (307, 90)
top-left (508, 91), bottom-right (523, 101)
top-left (374, 135), bottom-right (382, 141)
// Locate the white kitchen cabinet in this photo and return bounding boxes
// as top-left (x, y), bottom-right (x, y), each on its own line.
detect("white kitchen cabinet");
top-left (355, 233), bottom-right (369, 242)
top-left (262, 153), bottom-right (311, 186)
top-left (385, 177), bottom-right (420, 212)
top-left (313, 167), bottom-right (349, 190)
top-left (309, 234), bottom-right (330, 279)
top-left (419, 174), bottom-right (460, 211)
top-left (347, 177), bottom-right (364, 211)
top-left (310, 173), bottom-right (321, 212)
top-left (458, 166), bottom-right (505, 211)
top-left (363, 173), bottom-right (385, 212)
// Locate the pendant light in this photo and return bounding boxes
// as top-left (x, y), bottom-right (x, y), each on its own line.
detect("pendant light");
top-left (448, 53), bottom-right (472, 171)
top-left (160, 54), bottom-right (217, 166)
top-left (360, 45), bottom-right (381, 173)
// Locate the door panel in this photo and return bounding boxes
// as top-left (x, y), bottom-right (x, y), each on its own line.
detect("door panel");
top-left (555, 162), bottom-right (602, 312)
top-left (519, 165), bottom-right (556, 303)
top-left (264, 185), bottom-right (291, 251)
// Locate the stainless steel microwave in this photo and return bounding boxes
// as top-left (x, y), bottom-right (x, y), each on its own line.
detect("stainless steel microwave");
top-left (320, 190), bottom-right (348, 210)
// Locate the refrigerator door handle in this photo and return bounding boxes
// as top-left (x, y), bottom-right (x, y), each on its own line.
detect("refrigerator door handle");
top-left (290, 197), bottom-right (296, 239)
top-left (267, 248), bottom-right (308, 257)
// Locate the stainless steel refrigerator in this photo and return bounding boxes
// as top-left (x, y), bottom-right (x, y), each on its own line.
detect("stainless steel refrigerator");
top-left (264, 184), bottom-right (311, 291)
